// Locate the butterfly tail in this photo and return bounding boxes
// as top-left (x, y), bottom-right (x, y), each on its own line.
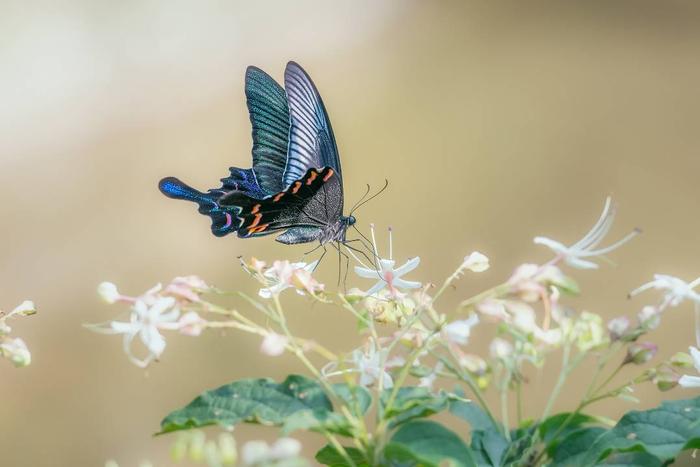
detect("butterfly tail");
top-left (158, 177), bottom-right (238, 237)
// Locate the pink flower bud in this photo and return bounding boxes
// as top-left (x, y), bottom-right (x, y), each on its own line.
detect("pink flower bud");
top-left (624, 342), bottom-right (658, 365)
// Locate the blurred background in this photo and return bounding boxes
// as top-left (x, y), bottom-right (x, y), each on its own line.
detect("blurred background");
top-left (2, 0), bottom-right (700, 465)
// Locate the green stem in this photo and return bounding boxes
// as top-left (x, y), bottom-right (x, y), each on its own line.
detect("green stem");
top-left (499, 368), bottom-right (512, 441)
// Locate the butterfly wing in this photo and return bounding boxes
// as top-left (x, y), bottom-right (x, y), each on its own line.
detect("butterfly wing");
top-left (158, 67), bottom-right (290, 236)
top-left (283, 62), bottom-right (342, 187)
top-left (220, 167), bottom-right (339, 241)
top-left (246, 66), bottom-right (289, 194)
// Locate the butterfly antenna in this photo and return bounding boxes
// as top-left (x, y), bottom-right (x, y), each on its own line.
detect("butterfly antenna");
top-left (349, 184), bottom-right (372, 214)
top-left (350, 179), bottom-right (389, 216)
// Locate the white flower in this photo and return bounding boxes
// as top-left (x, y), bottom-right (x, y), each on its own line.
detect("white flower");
top-left (355, 257), bottom-right (421, 297)
top-left (462, 251), bottom-right (490, 273)
top-left (630, 274), bottom-right (700, 309)
top-left (351, 342), bottom-right (393, 388)
top-left (242, 438), bottom-right (301, 465)
top-left (90, 297), bottom-right (180, 367)
top-left (534, 197), bottom-right (639, 269)
top-left (490, 338), bottom-right (513, 360)
top-left (0, 337), bottom-right (31, 367)
top-left (98, 282), bottom-right (121, 304)
top-left (260, 332), bottom-right (288, 357)
top-left (443, 314), bottom-right (479, 346)
top-left (678, 346), bottom-right (700, 389)
top-left (258, 261), bottom-right (320, 298)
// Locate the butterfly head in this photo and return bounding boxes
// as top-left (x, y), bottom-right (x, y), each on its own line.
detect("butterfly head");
top-left (342, 215), bottom-right (356, 227)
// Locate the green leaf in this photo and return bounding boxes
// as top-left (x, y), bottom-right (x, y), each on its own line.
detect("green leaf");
top-left (582, 396), bottom-right (700, 463)
top-left (598, 451), bottom-right (663, 466)
top-left (333, 384), bottom-right (372, 415)
top-left (381, 387), bottom-right (449, 428)
top-left (470, 428), bottom-right (509, 466)
top-left (551, 427), bottom-right (607, 466)
top-left (385, 420), bottom-right (477, 467)
top-left (315, 444), bottom-right (369, 466)
top-left (449, 398), bottom-right (501, 433)
top-left (160, 375), bottom-right (331, 434)
top-left (539, 412), bottom-right (602, 455)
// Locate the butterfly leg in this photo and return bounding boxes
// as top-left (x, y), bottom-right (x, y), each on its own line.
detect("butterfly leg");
top-left (331, 241), bottom-right (351, 291)
top-left (313, 244), bottom-right (327, 273)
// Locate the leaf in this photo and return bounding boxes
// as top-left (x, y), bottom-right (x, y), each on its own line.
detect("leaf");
top-left (539, 412), bottom-right (602, 454)
top-left (333, 383), bottom-right (372, 415)
top-left (582, 396), bottom-right (700, 463)
top-left (598, 451), bottom-right (663, 467)
top-left (449, 398), bottom-right (501, 433)
top-left (381, 387), bottom-right (449, 428)
top-left (315, 444), bottom-right (369, 466)
top-left (160, 375), bottom-right (331, 434)
top-left (470, 428), bottom-right (509, 466)
top-left (385, 420), bottom-right (477, 467)
top-left (551, 427), bottom-right (607, 467)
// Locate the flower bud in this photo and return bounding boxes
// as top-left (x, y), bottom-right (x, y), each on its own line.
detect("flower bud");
top-left (624, 342), bottom-right (658, 365)
top-left (670, 351), bottom-right (694, 368)
top-left (638, 306), bottom-right (661, 330)
top-left (607, 316), bottom-right (630, 341)
top-left (178, 312), bottom-right (206, 337)
top-left (97, 282), bottom-right (121, 304)
top-left (218, 433), bottom-right (237, 464)
top-left (489, 338), bottom-right (513, 360)
top-left (260, 332), bottom-right (288, 357)
top-left (654, 367), bottom-right (680, 392)
top-left (10, 300), bottom-right (36, 316)
top-left (1, 337), bottom-right (31, 367)
top-left (462, 251), bottom-right (490, 273)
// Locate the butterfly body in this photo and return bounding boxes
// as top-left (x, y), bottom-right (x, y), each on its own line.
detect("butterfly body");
top-left (159, 62), bottom-right (352, 246)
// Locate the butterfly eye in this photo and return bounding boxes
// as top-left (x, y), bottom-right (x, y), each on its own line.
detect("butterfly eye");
top-left (347, 216), bottom-right (356, 226)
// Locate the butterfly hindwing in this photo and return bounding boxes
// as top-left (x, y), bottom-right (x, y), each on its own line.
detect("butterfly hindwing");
top-left (220, 167), bottom-right (338, 239)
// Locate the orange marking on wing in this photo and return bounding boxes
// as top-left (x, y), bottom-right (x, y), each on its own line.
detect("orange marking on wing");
top-left (251, 204), bottom-right (261, 214)
top-left (248, 213), bottom-right (262, 229)
top-left (323, 169), bottom-right (334, 182)
top-left (305, 171), bottom-right (318, 185)
top-left (273, 192), bottom-right (285, 202)
top-left (291, 181), bottom-right (302, 194)
top-left (248, 224), bottom-right (269, 234)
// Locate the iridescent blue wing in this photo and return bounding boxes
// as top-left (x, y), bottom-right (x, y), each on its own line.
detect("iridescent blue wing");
top-left (283, 62), bottom-right (343, 199)
top-left (246, 66), bottom-right (289, 194)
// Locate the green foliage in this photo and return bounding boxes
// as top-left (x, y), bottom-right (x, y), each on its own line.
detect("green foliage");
top-left (579, 396), bottom-right (700, 464)
top-left (385, 420), bottom-right (477, 467)
top-left (160, 375), bottom-right (337, 434)
top-left (315, 445), bottom-right (369, 467)
top-left (380, 387), bottom-right (450, 429)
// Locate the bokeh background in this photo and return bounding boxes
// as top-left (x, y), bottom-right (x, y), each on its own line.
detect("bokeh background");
top-left (2, 1), bottom-right (700, 465)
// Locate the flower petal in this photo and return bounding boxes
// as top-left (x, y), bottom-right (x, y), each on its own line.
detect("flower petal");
top-left (394, 257), bottom-right (420, 276)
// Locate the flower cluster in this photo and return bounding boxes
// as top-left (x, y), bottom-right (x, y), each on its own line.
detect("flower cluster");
top-left (91, 197), bottom-right (700, 466)
top-left (0, 300), bottom-right (36, 367)
top-left (88, 276), bottom-right (209, 367)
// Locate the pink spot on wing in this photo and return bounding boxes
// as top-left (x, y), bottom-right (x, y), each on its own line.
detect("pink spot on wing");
top-left (224, 213), bottom-right (233, 229)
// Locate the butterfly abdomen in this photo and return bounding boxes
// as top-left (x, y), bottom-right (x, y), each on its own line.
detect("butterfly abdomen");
top-left (158, 177), bottom-right (240, 237)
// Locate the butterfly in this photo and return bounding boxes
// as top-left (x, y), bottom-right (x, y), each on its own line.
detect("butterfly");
top-left (158, 61), bottom-right (358, 247)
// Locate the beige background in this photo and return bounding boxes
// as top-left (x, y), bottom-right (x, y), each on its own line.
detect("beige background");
top-left (2, 1), bottom-right (700, 465)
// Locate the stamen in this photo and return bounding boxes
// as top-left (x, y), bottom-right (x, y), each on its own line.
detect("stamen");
top-left (388, 226), bottom-right (393, 260)
top-left (572, 197), bottom-right (613, 250)
top-left (581, 228), bottom-right (641, 257)
top-left (369, 223), bottom-right (379, 268)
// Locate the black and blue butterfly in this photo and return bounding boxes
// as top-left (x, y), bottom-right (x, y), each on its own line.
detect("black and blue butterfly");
top-left (159, 62), bottom-right (361, 249)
